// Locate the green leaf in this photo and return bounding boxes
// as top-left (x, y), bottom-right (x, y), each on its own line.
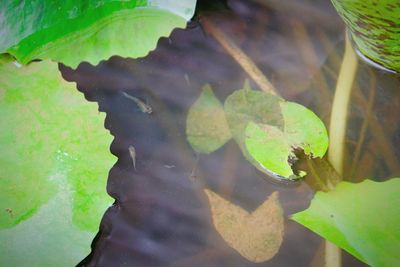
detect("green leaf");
top-left (224, 84), bottom-right (283, 145)
top-left (331, 0), bottom-right (400, 72)
top-left (186, 85), bottom-right (231, 154)
top-left (245, 122), bottom-right (295, 178)
top-left (292, 178), bottom-right (400, 267)
top-left (281, 101), bottom-right (328, 158)
top-left (0, 0), bottom-right (196, 68)
top-left (224, 82), bottom-right (328, 179)
top-left (0, 57), bottom-right (114, 266)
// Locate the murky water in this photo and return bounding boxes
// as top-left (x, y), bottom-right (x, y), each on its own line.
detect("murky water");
top-left (60, 0), bottom-right (399, 266)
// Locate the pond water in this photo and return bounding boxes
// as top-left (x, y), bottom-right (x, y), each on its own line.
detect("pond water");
top-left (60, 0), bottom-right (400, 266)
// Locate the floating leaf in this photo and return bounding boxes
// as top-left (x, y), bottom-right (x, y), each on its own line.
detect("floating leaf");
top-left (205, 190), bottom-right (284, 263)
top-left (281, 101), bottom-right (328, 158)
top-left (331, 0), bottom-right (400, 72)
top-left (0, 57), bottom-right (114, 265)
top-left (245, 122), bottom-right (295, 178)
top-left (186, 85), bottom-right (231, 154)
top-left (244, 100), bottom-right (327, 179)
top-left (224, 83), bottom-right (283, 173)
top-left (224, 82), bottom-right (328, 179)
top-left (0, 0), bottom-right (196, 68)
top-left (292, 178), bottom-right (400, 267)
top-left (224, 85), bottom-right (283, 146)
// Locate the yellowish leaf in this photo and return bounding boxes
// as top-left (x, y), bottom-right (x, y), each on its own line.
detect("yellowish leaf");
top-left (204, 189), bottom-right (284, 262)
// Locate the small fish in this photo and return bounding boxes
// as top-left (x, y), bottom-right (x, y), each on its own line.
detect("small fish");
top-left (128, 145), bottom-right (136, 170)
top-left (164, 164), bottom-right (175, 169)
top-left (122, 91), bottom-right (152, 114)
top-left (184, 73), bottom-right (191, 86)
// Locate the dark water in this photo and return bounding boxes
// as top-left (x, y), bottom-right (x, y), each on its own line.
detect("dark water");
top-left (60, 0), bottom-right (400, 266)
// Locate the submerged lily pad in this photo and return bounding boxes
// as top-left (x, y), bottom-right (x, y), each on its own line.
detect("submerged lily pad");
top-left (0, 0), bottom-right (196, 68)
top-left (0, 57), bottom-right (114, 265)
top-left (205, 189), bottom-right (284, 263)
top-left (292, 178), bottom-right (400, 267)
top-left (186, 85), bottom-right (231, 154)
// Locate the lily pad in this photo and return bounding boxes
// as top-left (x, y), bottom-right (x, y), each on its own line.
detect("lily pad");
top-left (224, 85), bottom-right (283, 146)
top-left (244, 101), bottom-right (328, 179)
top-left (0, 0), bottom-right (196, 68)
top-left (245, 122), bottom-right (296, 179)
top-left (224, 83), bottom-right (283, 172)
top-left (281, 101), bottom-right (328, 158)
top-left (205, 189), bottom-right (284, 263)
top-left (225, 82), bottom-right (328, 179)
top-left (292, 178), bottom-right (400, 267)
top-left (0, 57), bottom-right (114, 265)
top-left (186, 85), bottom-right (231, 154)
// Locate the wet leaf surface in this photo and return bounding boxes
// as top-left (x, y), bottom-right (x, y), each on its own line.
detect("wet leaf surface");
top-left (186, 85), bottom-right (231, 154)
top-left (223, 81), bottom-right (328, 179)
top-left (0, 57), bottom-right (114, 266)
top-left (292, 178), bottom-right (400, 267)
top-left (205, 189), bottom-right (284, 263)
top-left (224, 85), bottom-right (283, 146)
top-left (0, 0), bottom-right (196, 68)
top-left (280, 101), bottom-right (328, 158)
top-left (245, 122), bottom-right (295, 178)
top-left (244, 100), bottom-right (328, 179)
top-left (223, 85), bottom-right (283, 173)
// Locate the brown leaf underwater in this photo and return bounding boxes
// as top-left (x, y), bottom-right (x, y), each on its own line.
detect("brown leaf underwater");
top-left (204, 190), bottom-right (284, 263)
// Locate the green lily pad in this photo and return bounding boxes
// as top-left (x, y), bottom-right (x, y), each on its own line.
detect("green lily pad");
top-left (292, 178), bottom-right (400, 267)
top-left (225, 82), bottom-right (328, 179)
top-left (224, 84), bottom-right (283, 145)
top-left (186, 85), bottom-right (231, 154)
top-left (244, 101), bottom-right (328, 179)
top-left (0, 0), bottom-right (196, 68)
top-left (0, 56), bottom-right (114, 265)
top-left (281, 101), bottom-right (328, 158)
top-left (245, 122), bottom-right (296, 178)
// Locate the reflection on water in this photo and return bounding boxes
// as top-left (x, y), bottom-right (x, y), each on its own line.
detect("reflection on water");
top-left (60, 0), bottom-right (399, 266)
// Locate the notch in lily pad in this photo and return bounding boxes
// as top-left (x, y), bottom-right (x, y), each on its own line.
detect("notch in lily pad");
top-left (245, 101), bottom-right (329, 180)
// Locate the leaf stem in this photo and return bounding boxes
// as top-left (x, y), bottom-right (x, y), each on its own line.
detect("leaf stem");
top-left (201, 17), bottom-right (278, 96)
top-left (306, 158), bottom-right (329, 191)
top-left (349, 69), bottom-right (376, 180)
top-left (328, 34), bottom-right (358, 177)
top-left (325, 34), bottom-right (358, 267)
